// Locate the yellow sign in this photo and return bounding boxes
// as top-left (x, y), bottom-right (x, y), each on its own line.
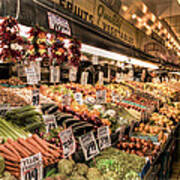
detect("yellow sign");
top-left (48, 0), bottom-right (136, 46)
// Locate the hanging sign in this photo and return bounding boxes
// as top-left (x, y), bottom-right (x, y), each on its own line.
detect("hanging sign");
top-left (48, 11), bottom-right (71, 36)
top-left (116, 73), bottom-right (121, 83)
top-left (43, 115), bottom-right (57, 133)
top-left (50, 66), bottom-right (60, 83)
top-left (99, 71), bottom-right (104, 85)
top-left (96, 90), bottom-right (106, 104)
top-left (20, 153), bottom-right (43, 180)
top-left (81, 72), bottom-right (89, 85)
top-left (79, 131), bottom-right (99, 161)
top-left (98, 126), bottom-right (111, 150)
top-left (59, 127), bottom-right (76, 158)
top-left (69, 66), bottom-right (78, 82)
top-left (32, 89), bottom-right (40, 106)
top-left (74, 92), bottom-right (83, 105)
top-left (92, 55), bottom-right (98, 65)
top-left (25, 66), bottom-right (38, 85)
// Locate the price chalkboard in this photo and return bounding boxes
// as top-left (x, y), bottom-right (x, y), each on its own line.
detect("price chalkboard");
top-left (59, 127), bottom-right (76, 158)
top-left (79, 131), bottom-right (99, 161)
top-left (20, 153), bottom-right (43, 180)
top-left (43, 115), bottom-right (57, 133)
top-left (98, 126), bottom-right (111, 150)
top-left (32, 90), bottom-right (40, 106)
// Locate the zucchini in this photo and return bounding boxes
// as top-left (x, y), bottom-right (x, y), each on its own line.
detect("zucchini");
top-left (73, 123), bottom-right (93, 134)
top-left (62, 118), bottom-right (80, 127)
top-left (45, 105), bottom-right (59, 114)
top-left (24, 122), bottom-right (45, 131)
top-left (41, 103), bottom-right (55, 113)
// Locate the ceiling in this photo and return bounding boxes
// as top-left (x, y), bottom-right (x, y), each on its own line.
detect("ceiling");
top-left (142, 0), bottom-right (180, 43)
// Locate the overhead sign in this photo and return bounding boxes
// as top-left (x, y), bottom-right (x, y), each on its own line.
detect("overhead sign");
top-left (47, 0), bottom-right (135, 45)
top-left (48, 11), bottom-right (71, 36)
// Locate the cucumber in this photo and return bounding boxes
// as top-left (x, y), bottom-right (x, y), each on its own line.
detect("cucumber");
top-left (24, 122), bottom-right (45, 131)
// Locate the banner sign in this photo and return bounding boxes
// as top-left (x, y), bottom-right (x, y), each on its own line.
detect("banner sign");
top-left (48, 11), bottom-right (71, 36)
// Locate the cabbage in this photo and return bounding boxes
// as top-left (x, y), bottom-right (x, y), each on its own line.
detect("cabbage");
top-left (75, 163), bottom-right (88, 176)
top-left (58, 159), bottom-right (74, 176)
top-left (87, 168), bottom-right (103, 180)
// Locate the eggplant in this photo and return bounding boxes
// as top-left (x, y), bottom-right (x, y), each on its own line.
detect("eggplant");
top-left (41, 103), bottom-right (55, 113)
top-left (63, 118), bottom-right (80, 127)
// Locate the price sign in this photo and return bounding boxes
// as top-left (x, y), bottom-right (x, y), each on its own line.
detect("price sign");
top-left (59, 127), bottom-right (76, 158)
top-left (25, 66), bottom-right (38, 85)
top-left (81, 72), bottom-right (88, 85)
top-left (98, 71), bottom-right (104, 85)
top-left (79, 131), bottom-right (99, 161)
top-left (32, 90), bottom-right (40, 106)
top-left (96, 90), bottom-right (106, 104)
top-left (84, 96), bottom-right (96, 105)
top-left (116, 73), bottom-right (121, 83)
top-left (92, 55), bottom-right (98, 65)
top-left (98, 126), bottom-right (111, 150)
top-left (62, 94), bottom-right (71, 106)
top-left (112, 91), bottom-right (120, 103)
top-left (20, 153), bottom-right (43, 180)
top-left (43, 115), bottom-right (57, 133)
top-left (69, 66), bottom-right (78, 82)
top-left (74, 92), bottom-right (83, 105)
top-left (117, 125), bottom-right (126, 141)
top-left (50, 66), bottom-right (60, 83)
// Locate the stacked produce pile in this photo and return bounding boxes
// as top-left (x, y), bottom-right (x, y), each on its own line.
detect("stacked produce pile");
top-left (0, 135), bottom-right (61, 178)
top-left (116, 135), bottom-right (160, 162)
top-left (45, 159), bottom-right (104, 180)
top-left (0, 86), bottom-right (30, 106)
top-left (0, 77), bottom-right (25, 86)
top-left (90, 147), bottom-right (146, 180)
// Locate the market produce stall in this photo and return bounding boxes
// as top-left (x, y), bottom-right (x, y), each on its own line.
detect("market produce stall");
top-left (0, 16), bottom-right (179, 180)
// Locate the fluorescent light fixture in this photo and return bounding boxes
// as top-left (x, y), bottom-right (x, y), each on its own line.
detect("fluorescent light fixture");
top-left (130, 58), bottom-right (159, 69)
top-left (81, 44), bottom-right (129, 62)
top-left (81, 44), bottom-right (159, 69)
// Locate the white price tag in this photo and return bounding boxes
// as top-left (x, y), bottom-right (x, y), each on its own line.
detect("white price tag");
top-left (112, 91), bottom-right (120, 103)
top-left (20, 153), bottom-right (43, 180)
top-left (25, 66), bottom-right (38, 85)
top-left (32, 90), bottom-right (40, 106)
top-left (59, 127), bottom-right (76, 158)
top-left (74, 92), bottom-right (83, 105)
top-left (98, 126), bottom-right (111, 150)
top-left (84, 96), bottom-right (96, 105)
top-left (81, 72), bottom-right (88, 85)
top-left (116, 73), bottom-right (121, 83)
top-left (99, 71), bottom-right (104, 85)
top-left (69, 66), bottom-right (78, 82)
top-left (96, 90), bottom-right (106, 104)
top-left (43, 115), bottom-right (57, 133)
top-left (79, 131), bottom-right (99, 161)
top-left (92, 55), bottom-right (98, 65)
top-left (62, 94), bottom-right (71, 106)
top-left (50, 66), bottom-right (60, 83)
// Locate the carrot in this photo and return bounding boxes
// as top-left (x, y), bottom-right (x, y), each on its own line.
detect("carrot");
top-left (5, 161), bottom-right (20, 168)
top-left (5, 166), bottom-right (19, 172)
top-left (32, 134), bottom-right (50, 151)
top-left (4, 142), bottom-right (21, 160)
top-left (0, 145), bottom-right (17, 158)
top-left (32, 135), bottom-right (60, 157)
top-left (6, 171), bottom-right (20, 178)
top-left (11, 141), bottom-right (31, 158)
top-left (17, 138), bottom-right (38, 152)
